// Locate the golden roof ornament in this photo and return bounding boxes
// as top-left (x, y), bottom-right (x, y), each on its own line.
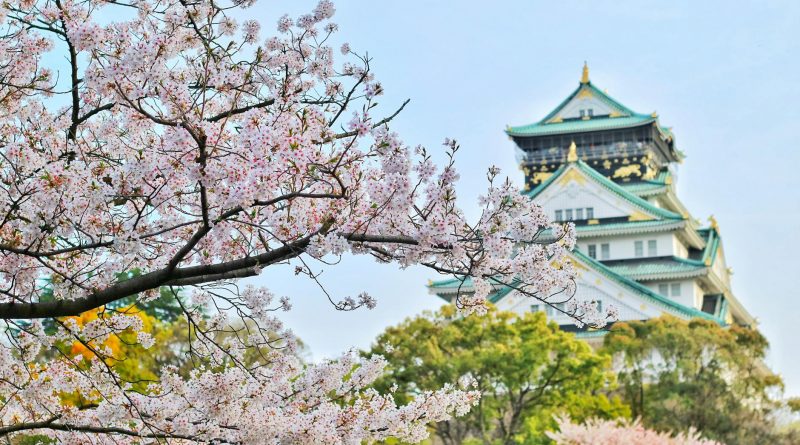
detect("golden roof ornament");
top-left (580, 61), bottom-right (590, 84)
top-left (709, 215), bottom-right (720, 231)
top-left (567, 141), bottom-right (578, 163)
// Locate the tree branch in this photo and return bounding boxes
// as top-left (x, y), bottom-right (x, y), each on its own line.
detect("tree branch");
top-left (0, 419), bottom-right (201, 441)
top-left (0, 233), bottom-right (315, 319)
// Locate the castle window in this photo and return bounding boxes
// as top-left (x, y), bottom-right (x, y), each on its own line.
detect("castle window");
top-left (596, 300), bottom-right (603, 312)
top-left (702, 295), bottom-right (719, 315)
top-left (579, 109), bottom-right (586, 118)
top-left (658, 282), bottom-right (682, 298)
top-left (565, 209), bottom-right (573, 220)
top-left (555, 210), bottom-right (563, 221)
top-left (546, 303), bottom-right (566, 317)
top-left (576, 208), bottom-right (584, 220)
top-left (648, 240), bottom-right (657, 256)
top-left (586, 207), bottom-right (594, 219)
top-left (634, 241), bottom-right (644, 257)
top-left (600, 243), bottom-right (610, 260)
top-left (531, 305), bottom-right (540, 313)
top-left (588, 108), bottom-right (594, 117)
top-left (587, 244), bottom-right (597, 259)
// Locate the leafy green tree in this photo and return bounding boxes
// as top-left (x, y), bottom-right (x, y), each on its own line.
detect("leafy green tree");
top-left (367, 306), bottom-right (628, 445)
top-left (603, 316), bottom-right (797, 445)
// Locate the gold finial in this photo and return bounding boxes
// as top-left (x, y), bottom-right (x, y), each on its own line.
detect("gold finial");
top-left (580, 61), bottom-right (590, 84)
top-left (651, 111), bottom-right (658, 118)
top-left (567, 141), bottom-right (578, 163)
top-left (708, 215), bottom-right (719, 231)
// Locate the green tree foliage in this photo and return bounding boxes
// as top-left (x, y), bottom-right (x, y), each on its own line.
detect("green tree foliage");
top-left (603, 316), bottom-right (798, 445)
top-left (367, 306), bottom-right (627, 445)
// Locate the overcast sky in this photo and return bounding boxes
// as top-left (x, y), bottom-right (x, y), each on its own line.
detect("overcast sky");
top-left (242, 1), bottom-right (800, 396)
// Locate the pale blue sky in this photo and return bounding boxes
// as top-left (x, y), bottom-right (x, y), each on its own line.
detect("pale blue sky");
top-left (246, 1), bottom-right (800, 396)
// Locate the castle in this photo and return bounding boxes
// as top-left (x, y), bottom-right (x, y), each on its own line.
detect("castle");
top-left (429, 64), bottom-right (754, 341)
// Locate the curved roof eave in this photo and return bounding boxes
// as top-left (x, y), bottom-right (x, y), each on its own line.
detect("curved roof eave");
top-left (506, 116), bottom-right (656, 138)
top-left (571, 250), bottom-right (724, 324)
top-left (506, 81), bottom-right (656, 138)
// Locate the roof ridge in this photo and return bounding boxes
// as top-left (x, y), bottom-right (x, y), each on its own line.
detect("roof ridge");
top-left (603, 255), bottom-right (703, 265)
top-left (668, 255), bottom-right (706, 267)
top-left (573, 160), bottom-right (683, 220)
top-left (509, 79), bottom-right (646, 136)
top-left (536, 82), bottom-right (639, 125)
top-left (537, 83), bottom-right (584, 124)
top-left (584, 83), bottom-right (637, 117)
top-left (506, 115), bottom-right (657, 137)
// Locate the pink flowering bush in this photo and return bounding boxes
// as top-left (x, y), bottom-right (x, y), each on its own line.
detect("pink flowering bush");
top-left (0, 0), bottom-right (614, 442)
top-left (547, 416), bottom-right (725, 445)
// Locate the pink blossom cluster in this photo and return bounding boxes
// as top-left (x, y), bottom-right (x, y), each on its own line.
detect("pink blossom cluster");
top-left (0, 0), bottom-right (580, 441)
top-left (0, 320), bottom-right (479, 443)
top-left (547, 416), bottom-right (725, 445)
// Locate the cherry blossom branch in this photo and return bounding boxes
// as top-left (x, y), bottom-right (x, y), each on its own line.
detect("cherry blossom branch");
top-left (0, 420), bottom-right (203, 441)
top-left (0, 232), bottom-right (315, 318)
top-left (0, 1), bottom-right (564, 441)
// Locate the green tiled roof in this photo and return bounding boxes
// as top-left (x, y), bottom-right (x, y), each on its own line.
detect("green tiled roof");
top-left (577, 219), bottom-right (682, 235)
top-left (620, 181), bottom-right (667, 196)
top-left (604, 257), bottom-right (706, 280)
top-left (536, 220), bottom-right (685, 241)
top-left (429, 250), bottom-right (723, 325)
top-left (432, 226), bottom-right (721, 291)
top-left (526, 160), bottom-right (683, 221)
top-left (593, 226), bottom-right (720, 280)
top-left (574, 330), bottom-right (609, 339)
top-left (506, 81), bottom-right (658, 137)
top-left (429, 276), bottom-right (469, 289)
top-left (620, 170), bottom-right (672, 196)
top-left (542, 81), bottom-right (634, 121)
top-left (427, 276), bottom-right (513, 304)
top-left (696, 227), bottom-right (721, 266)
top-left (572, 250), bottom-right (723, 324)
top-left (507, 115), bottom-right (656, 137)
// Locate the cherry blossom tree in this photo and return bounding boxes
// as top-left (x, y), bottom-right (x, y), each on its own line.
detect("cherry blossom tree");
top-left (0, 0), bottom-right (607, 442)
top-left (547, 416), bottom-right (724, 445)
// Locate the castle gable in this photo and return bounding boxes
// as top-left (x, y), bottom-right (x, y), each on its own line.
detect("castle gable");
top-left (529, 158), bottom-right (682, 223)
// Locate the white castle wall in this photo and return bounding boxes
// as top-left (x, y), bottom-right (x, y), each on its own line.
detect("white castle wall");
top-left (576, 232), bottom-right (680, 261)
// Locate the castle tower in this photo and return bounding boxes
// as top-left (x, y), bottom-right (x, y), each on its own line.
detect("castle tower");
top-left (509, 62), bottom-right (680, 190)
top-left (430, 65), bottom-right (754, 339)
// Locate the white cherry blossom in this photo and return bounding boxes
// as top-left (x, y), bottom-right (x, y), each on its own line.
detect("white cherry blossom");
top-left (0, 0), bottom-right (587, 442)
